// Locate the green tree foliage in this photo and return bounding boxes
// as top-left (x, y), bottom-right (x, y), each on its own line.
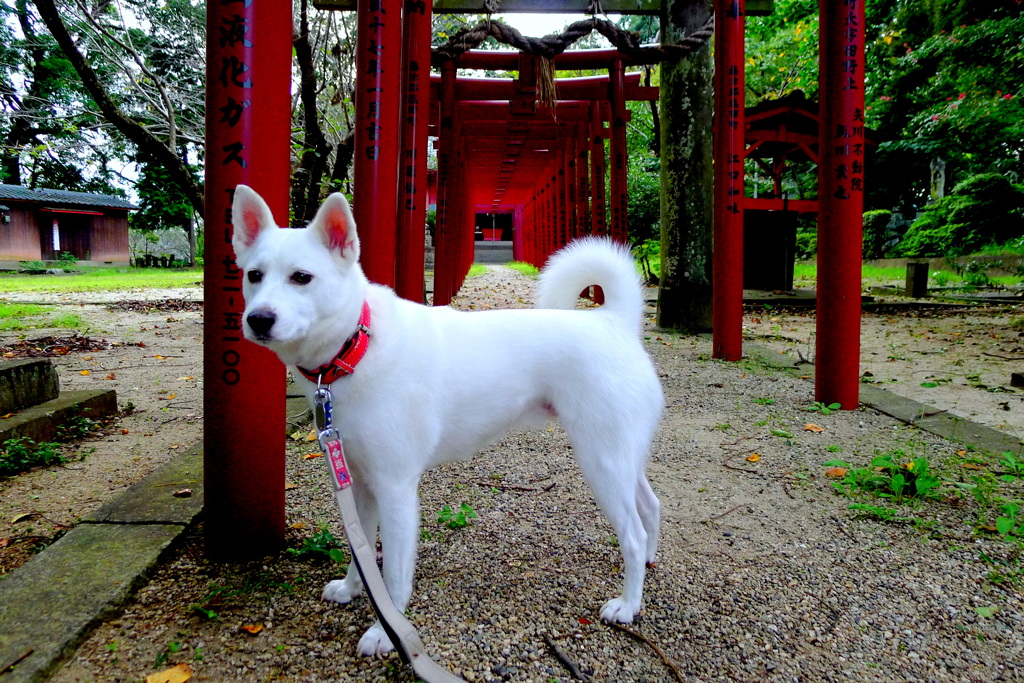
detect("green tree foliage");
top-left (896, 174), bottom-right (1024, 257)
top-left (867, 3), bottom-right (1023, 208)
top-left (745, 1), bottom-right (1023, 217)
top-left (744, 0), bottom-right (819, 104)
top-left (0, 0), bottom-right (115, 191)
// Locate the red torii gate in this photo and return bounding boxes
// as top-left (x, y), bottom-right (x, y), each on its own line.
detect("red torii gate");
top-left (203, 0), bottom-right (865, 557)
top-left (427, 59), bottom-right (657, 304)
top-left (714, 0), bottom-right (864, 416)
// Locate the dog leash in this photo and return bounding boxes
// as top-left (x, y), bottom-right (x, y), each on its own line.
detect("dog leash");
top-left (313, 385), bottom-right (464, 683)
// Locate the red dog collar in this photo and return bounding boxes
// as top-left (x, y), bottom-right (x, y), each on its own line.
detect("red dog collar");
top-left (296, 301), bottom-right (372, 385)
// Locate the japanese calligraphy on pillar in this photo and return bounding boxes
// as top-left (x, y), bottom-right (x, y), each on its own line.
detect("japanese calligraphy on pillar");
top-left (361, 0), bottom-right (389, 163)
top-left (831, 0), bottom-right (865, 202)
top-left (213, 0), bottom-right (255, 388)
top-left (724, 64), bottom-right (743, 216)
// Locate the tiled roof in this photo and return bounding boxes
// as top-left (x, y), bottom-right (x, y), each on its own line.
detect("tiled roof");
top-left (0, 185), bottom-right (138, 211)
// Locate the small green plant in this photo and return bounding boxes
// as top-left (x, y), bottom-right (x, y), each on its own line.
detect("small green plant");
top-left (996, 501), bottom-right (1024, 538)
top-left (808, 401), bottom-right (841, 415)
top-left (0, 437), bottom-right (65, 476)
top-left (155, 641), bottom-right (182, 667)
top-left (848, 503), bottom-right (905, 523)
top-left (56, 251), bottom-right (78, 270)
top-left (754, 397), bottom-right (775, 405)
top-left (999, 452), bottom-right (1024, 482)
top-left (55, 415), bottom-right (99, 441)
top-left (826, 445), bottom-right (843, 453)
top-left (931, 270), bottom-right (952, 287)
top-left (825, 451), bottom-right (942, 501)
top-left (437, 503), bottom-right (477, 529)
top-left (18, 260), bottom-right (47, 273)
top-left (286, 526), bottom-right (348, 564)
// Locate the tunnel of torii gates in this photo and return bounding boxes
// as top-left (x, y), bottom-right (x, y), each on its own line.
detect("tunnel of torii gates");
top-left (202, 0), bottom-right (865, 557)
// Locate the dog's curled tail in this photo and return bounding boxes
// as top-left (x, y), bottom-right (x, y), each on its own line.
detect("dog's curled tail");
top-left (535, 236), bottom-right (645, 334)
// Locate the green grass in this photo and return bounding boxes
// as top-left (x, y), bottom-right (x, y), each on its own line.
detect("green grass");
top-left (792, 262), bottom-right (1022, 289)
top-left (0, 303), bottom-right (84, 330)
top-left (505, 261), bottom-right (539, 277)
top-left (466, 264), bottom-right (488, 278)
top-left (0, 267), bottom-right (203, 294)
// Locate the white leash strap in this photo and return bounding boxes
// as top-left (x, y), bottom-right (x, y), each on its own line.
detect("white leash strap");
top-left (315, 388), bottom-right (464, 683)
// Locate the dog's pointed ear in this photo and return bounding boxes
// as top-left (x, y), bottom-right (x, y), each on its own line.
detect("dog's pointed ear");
top-left (308, 193), bottom-right (360, 263)
top-left (231, 185), bottom-right (277, 258)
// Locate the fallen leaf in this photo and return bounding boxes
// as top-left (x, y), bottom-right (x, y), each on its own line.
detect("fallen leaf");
top-left (240, 624), bottom-right (263, 635)
top-left (11, 513), bottom-right (34, 524)
top-left (105, 372), bottom-right (116, 380)
top-left (80, 370), bottom-right (91, 376)
top-left (956, 449), bottom-right (968, 456)
top-left (145, 663), bottom-right (192, 683)
top-left (285, 481), bottom-right (298, 490)
top-left (746, 453), bottom-right (761, 463)
top-left (172, 489), bottom-right (192, 498)
top-left (960, 463), bottom-right (986, 470)
top-left (158, 393), bottom-right (177, 401)
top-left (290, 521), bottom-right (307, 530)
top-left (154, 354), bottom-right (167, 360)
top-left (121, 429), bottom-right (130, 434)
top-left (975, 605), bottom-right (999, 618)
top-left (177, 376), bottom-right (195, 381)
top-left (1, 412), bottom-right (13, 419)
top-left (578, 617), bottom-right (592, 625)
top-left (82, 356), bottom-right (92, 361)
top-left (305, 430), bottom-right (318, 442)
top-left (804, 423), bottom-right (825, 433)
top-left (0, 538), bottom-right (9, 548)
top-left (825, 467), bottom-right (848, 478)
top-left (770, 428), bottom-right (794, 438)
top-left (302, 452), bottom-right (322, 460)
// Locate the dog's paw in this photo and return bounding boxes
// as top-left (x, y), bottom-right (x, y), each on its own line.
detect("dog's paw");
top-left (600, 597), bottom-right (639, 624)
top-left (357, 625), bottom-right (395, 657)
top-left (321, 579), bottom-right (363, 604)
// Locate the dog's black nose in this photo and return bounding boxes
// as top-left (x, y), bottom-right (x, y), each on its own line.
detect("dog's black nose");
top-left (246, 310), bottom-right (276, 338)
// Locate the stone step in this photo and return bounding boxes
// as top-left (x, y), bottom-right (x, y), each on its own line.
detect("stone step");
top-left (0, 389), bottom-right (117, 445)
top-left (0, 359), bottom-right (59, 414)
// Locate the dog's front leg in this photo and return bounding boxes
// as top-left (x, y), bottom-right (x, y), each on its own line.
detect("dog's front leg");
top-left (322, 476), bottom-right (377, 604)
top-left (355, 476), bottom-right (421, 657)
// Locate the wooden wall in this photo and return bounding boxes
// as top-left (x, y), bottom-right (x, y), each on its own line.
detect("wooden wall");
top-left (0, 204), bottom-right (131, 264)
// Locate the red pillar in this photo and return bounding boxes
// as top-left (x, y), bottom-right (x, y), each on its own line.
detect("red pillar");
top-left (712, 0), bottom-right (745, 361)
top-left (433, 62), bottom-right (457, 305)
top-left (609, 59), bottom-right (629, 244)
top-left (354, 0), bottom-right (402, 287)
top-left (576, 122), bottom-right (590, 241)
top-left (816, 0), bottom-right (865, 409)
top-left (203, 0), bottom-right (289, 559)
top-left (590, 103), bottom-right (608, 237)
top-left (395, 0), bottom-right (432, 302)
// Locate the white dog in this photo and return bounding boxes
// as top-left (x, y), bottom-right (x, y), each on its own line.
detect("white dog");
top-left (231, 185), bottom-right (664, 657)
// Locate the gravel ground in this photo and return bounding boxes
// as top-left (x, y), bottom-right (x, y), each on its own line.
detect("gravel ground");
top-left (49, 267), bottom-right (1024, 682)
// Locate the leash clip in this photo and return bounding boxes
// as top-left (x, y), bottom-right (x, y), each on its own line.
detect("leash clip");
top-left (313, 383), bottom-right (332, 432)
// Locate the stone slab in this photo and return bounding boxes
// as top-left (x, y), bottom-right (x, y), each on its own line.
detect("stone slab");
top-left (0, 523), bottom-right (182, 682)
top-left (0, 389), bottom-right (117, 445)
top-left (81, 443), bottom-right (204, 525)
top-left (0, 358), bottom-right (58, 414)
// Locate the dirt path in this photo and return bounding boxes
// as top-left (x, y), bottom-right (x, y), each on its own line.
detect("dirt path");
top-left (3, 270), bottom-right (1023, 682)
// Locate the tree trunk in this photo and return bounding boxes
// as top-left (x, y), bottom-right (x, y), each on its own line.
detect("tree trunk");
top-left (657, 0), bottom-right (715, 332)
top-left (291, 0), bottom-right (333, 225)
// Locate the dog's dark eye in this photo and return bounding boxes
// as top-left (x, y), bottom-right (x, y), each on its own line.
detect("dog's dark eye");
top-left (291, 271), bottom-right (313, 285)
top-left (247, 270), bottom-right (263, 284)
